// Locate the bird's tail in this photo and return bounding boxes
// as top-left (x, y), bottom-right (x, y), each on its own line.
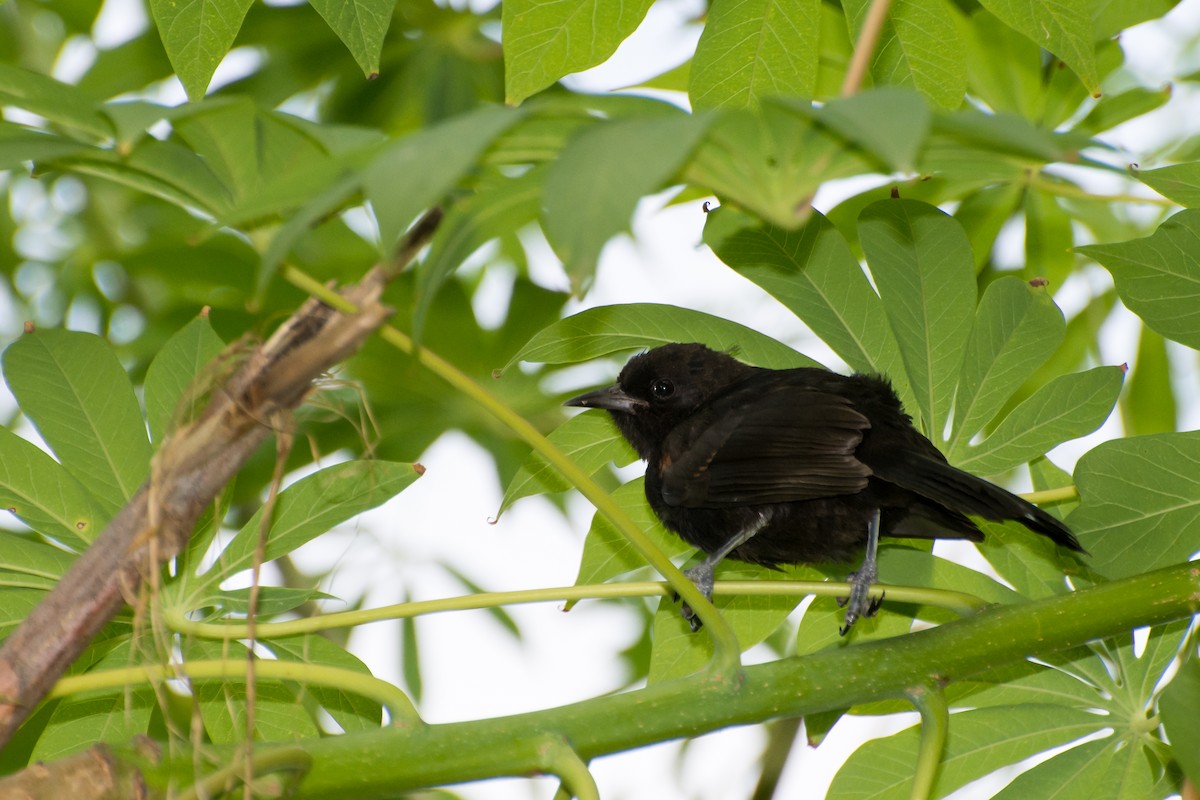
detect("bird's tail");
top-left (880, 454), bottom-right (1084, 553)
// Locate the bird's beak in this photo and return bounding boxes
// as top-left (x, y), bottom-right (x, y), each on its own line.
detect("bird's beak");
top-left (564, 384), bottom-right (647, 413)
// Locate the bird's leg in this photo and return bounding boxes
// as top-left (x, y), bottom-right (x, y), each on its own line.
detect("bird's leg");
top-left (838, 508), bottom-right (884, 635)
top-left (679, 511), bottom-right (771, 632)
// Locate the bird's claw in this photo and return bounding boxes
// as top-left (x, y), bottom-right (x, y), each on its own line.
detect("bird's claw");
top-left (838, 568), bottom-right (884, 636)
top-left (676, 564), bottom-right (715, 632)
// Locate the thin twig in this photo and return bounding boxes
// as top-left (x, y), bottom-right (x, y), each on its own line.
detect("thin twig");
top-left (841, 0), bottom-right (895, 97)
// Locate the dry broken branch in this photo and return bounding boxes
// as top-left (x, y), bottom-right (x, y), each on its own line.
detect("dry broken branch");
top-left (0, 213), bottom-right (440, 747)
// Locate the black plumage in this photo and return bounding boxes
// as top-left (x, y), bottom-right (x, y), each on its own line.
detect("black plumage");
top-left (565, 343), bottom-right (1082, 632)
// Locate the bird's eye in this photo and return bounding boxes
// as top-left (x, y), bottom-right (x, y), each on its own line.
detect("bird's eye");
top-left (650, 378), bottom-right (675, 399)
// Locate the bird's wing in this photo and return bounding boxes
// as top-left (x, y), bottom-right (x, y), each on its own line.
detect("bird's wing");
top-left (659, 383), bottom-right (872, 508)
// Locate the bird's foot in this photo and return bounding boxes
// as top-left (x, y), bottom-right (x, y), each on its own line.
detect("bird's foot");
top-left (677, 563), bottom-right (715, 632)
top-left (837, 566), bottom-right (884, 636)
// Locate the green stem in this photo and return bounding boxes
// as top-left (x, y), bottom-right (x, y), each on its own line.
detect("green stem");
top-left (1021, 485), bottom-right (1078, 505)
top-left (906, 683), bottom-right (949, 800)
top-left (48, 659), bottom-right (421, 725)
top-left (538, 737), bottom-right (598, 800)
top-left (141, 561), bottom-right (1197, 799)
top-left (178, 746), bottom-right (312, 800)
top-left (280, 264), bottom-right (742, 677)
top-left (165, 580), bottom-right (988, 640)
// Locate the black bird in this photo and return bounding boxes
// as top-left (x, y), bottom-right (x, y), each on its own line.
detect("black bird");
top-left (565, 343), bottom-right (1083, 634)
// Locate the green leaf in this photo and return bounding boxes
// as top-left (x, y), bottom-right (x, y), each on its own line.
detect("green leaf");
top-left (266, 635), bottom-right (384, 733)
top-left (828, 704), bottom-right (1105, 799)
top-left (684, 100), bottom-right (877, 229)
top-left (502, 0), bottom-right (655, 104)
top-left (955, 182), bottom-right (1024, 268)
top-left (703, 206), bottom-right (909, 400)
top-left (1077, 209), bottom-right (1200, 349)
top-left (399, 590), bottom-right (423, 704)
top-left (365, 105), bottom-right (522, 250)
top-left (0, 65), bottom-right (110, 140)
top-left (979, 0), bottom-right (1099, 96)
top-left (949, 277), bottom-right (1065, 454)
top-left (976, 517), bottom-right (1075, 601)
top-left (952, 366), bottom-right (1123, 476)
top-left (935, 108), bottom-right (1091, 164)
top-left (144, 315), bottom-right (226, 444)
top-left (499, 411), bottom-right (636, 519)
top-left (1069, 432), bottom-right (1200, 579)
top-left (858, 198), bottom-right (976, 440)
top-left (988, 738), bottom-right (1113, 800)
top-left (844, 0), bottom-right (967, 110)
top-left (1076, 86), bottom-right (1171, 136)
top-left (416, 166), bottom-right (544, 341)
top-left (209, 587), bottom-right (335, 617)
top-left (3, 330), bottom-right (151, 516)
top-left (68, 137), bottom-right (235, 216)
top-left (1122, 325), bottom-right (1177, 437)
top-left (0, 590), bottom-right (49, 640)
top-left (574, 479), bottom-right (687, 587)
top-left (31, 640), bottom-right (156, 761)
top-left (1024, 185), bottom-right (1075, 286)
top-left (688, 0), bottom-right (820, 110)
top-left (309, 0), bottom-right (393, 79)
top-left (185, 639), bottom-right (320, 743)
top-left (505, 303), bottom-right (820, 371)
top-left (543, 113), bottom-right (710, 292)
top-left (197, 461), bottom-right (423, 593)
top-left (0, 428), bottom-right (110, 550)
top-left (961, 10), bottom-right (1044, 120)
top-left (0, 532), bottom-right (79, 588)
top-left (1161, 657), bottom-right (1200, 788)
top-left (648, 562), bottom-right (820, 683)
top-left (0, 123), bottom-right (92, 170)
top-left (816, 89), bottom-right (931, 172)
top-left (148, 0), bottom-right (255, 100)
top-left (1134, 163), bottom-right (1200, 208)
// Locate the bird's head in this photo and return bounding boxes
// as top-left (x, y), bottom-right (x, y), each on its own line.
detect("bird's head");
top-left (564, 343), bottom-right (753, 460)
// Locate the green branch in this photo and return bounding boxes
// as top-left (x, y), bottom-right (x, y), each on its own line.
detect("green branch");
top-left (165, 580), bottom-right (988, 640)
top-left (136, 562), bottom-right (1198, 799)
top-left (49, 659), bottom-right (420, 725)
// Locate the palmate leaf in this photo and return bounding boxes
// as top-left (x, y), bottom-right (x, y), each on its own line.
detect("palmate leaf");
top-left (948, 277), bottom-right (1064, 455)
top-left (828, 704), bottom-right (1105, 799)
